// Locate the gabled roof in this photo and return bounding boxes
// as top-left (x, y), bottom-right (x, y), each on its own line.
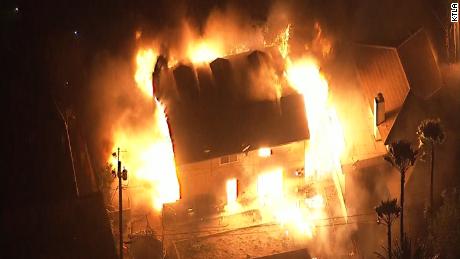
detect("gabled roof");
top-left (354, 44), bottom-right (410, 143)
top-left (255, 248), bottom-right (312, 259)
top-left (154, 49), bottom-right (309, 164)
top-left (397, 29), bottom-right (443, 99)
top-left (354, 29), bottom-right (443, 144)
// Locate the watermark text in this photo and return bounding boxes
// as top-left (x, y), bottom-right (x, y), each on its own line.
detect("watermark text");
top-left (452, 3), bottom-right (459, 23)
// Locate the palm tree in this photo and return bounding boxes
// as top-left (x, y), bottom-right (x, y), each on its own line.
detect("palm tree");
top-left (376, 199), bottom-right (401, 259)
top-left (416, 118), bottom-right (446, 214)
top-left (384, 140), bottom-right (418, 247)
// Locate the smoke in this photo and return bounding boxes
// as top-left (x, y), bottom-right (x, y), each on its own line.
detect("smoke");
top-left (200, 7), bottom-right (267, 53)
top-left (87, 47), bottom-right (179, 214)
top-left (87, 54), bottom-right (139, 163)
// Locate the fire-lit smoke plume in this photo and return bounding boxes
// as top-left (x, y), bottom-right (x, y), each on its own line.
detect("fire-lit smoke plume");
top-left (108, 49), bottom-right (180, 211)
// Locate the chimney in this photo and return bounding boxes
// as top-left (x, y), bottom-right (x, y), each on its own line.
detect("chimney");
top-left (373, 93), bottom-right (385, 140)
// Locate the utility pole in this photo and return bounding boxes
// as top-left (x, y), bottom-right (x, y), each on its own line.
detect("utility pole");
top-left (113, 148), bottom-right (128, 259)
top-left (161, 204), bottom-right (164, 259)
top-left (118, 147), bottom-right (123, 259)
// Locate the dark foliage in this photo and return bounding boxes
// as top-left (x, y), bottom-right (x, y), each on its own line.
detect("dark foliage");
top-left (384, 140), bottom-right (419, 173)
top-left (431, 188), bottom-right (460, 258)
top-left (417, 118), bottom-right (446, 146)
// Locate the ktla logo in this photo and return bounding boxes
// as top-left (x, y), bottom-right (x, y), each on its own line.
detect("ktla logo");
top-left (452, 3), bottom-right (459, 22)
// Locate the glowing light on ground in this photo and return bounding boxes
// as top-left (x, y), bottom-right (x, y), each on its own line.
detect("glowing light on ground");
top-left (256, 168), bottom-right (326, 238)
top-left (275, 195), bottom-right (325, 238)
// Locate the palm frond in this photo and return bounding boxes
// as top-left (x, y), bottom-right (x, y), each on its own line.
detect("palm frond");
top-left (374, 245), bottom-right (389, 259)
top-left (385, 140), bottom-right (418, 172)
top-left (417, 118), bottom-right (446, 145)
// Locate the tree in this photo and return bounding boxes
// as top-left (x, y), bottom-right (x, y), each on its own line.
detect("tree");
top-left (417, 118), bottom-right (446, 214)
top-left (97, 162), bottom-right (116, 204)
top-left (432, 188), bottom-right (460, 258)
top-left (377, 233), bottom-right (434, 259)
top-left (384, 140), bottom-right (418, 247)
top-left (376, 199), bottom-right (401, 259)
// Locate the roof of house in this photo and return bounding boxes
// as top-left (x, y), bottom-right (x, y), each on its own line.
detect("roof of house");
top-left (154, 49), bottom-right (309, 164)
top-left (254, 248), bottom-right (312, 259)
top-left (354, 44), bottom-right (410, 143)
top-left (354, 29), bottom-right (443, 144)
top-left (397, 29), bottom-right (442, 99)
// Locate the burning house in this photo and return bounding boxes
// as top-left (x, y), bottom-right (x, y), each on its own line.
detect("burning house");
top-left (147, 43), bottom-right (348, 237)
top-left (155, 49), bottom-right (309, 207)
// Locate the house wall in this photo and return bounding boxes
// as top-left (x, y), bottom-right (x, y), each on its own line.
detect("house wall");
top-left (176, 140), bottom-right (307, 209)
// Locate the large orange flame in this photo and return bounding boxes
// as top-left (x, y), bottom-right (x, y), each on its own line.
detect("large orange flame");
top-left (226, 24), bottom-right (347, 238)
top-left (187, 40), bottom-right (224, 64)
top-left (254, 168), bottom-right (327, 238)
top-left (109, 48), bottom-right (180, 212)
top-left (285, 58), bottom-right (345, 178)
top-left (285, 57), bottom-right (348, 224)
top-left (114, 23), bottom-right (346, 238)
top-left (134, 48), bottom-right (157, 97)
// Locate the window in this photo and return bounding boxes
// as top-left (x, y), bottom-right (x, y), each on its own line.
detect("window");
top-left (226, 178), bottom-right (238, 203)
top-left (220, 154), bottom-right (238, 165)
top-left (257, 168), bottom-right (283, 206)
top-left (258, 147), bottom-right (272, 157)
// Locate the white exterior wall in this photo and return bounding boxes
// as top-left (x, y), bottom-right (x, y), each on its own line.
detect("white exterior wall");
top-left (176, 140), bottom-right (307, 207)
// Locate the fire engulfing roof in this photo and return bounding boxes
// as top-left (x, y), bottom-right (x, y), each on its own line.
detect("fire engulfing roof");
top-left (153, 49), bottom-right (309, 164)
top-left (354, 29), bottom-right (442, 144)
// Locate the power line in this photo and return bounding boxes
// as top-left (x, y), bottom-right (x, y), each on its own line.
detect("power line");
top-left (162, 211), bottom-right (375, 231)
top-left (154, 212), bottom-right (377, 237)
top-left (165, 219), bottom-right (378, 241)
